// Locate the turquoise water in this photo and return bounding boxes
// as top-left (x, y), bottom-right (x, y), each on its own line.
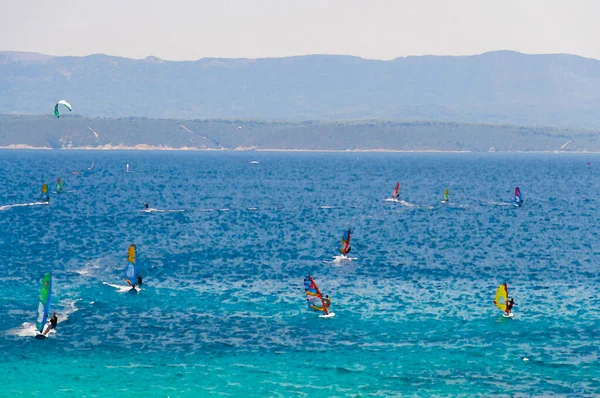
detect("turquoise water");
top-left (1, 151), bottom-right (599, 397)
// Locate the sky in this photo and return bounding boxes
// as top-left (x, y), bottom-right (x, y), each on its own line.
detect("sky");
top-left (1, 0), bottom-right (598, 61)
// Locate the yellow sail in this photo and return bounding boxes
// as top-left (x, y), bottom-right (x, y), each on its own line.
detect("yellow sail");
top-left (494, 284), bottom-right (508, 311)
top-left (127, 244), bottom-right (136, 264)
top-left (42, 184), bottom-right (48, 194)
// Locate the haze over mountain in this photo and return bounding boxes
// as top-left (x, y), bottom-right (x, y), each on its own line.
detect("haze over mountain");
top-left (2, 50), bottom-right (600, 129)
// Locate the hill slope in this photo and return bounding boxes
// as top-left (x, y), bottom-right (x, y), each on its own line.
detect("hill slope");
top-left (2, 51), bottom-right (600, 128)
top-left (0, 115), bottom-right (597, 152)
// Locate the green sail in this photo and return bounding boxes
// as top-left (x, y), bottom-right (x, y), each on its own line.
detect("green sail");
top-left (35, 273), bottom-right (52, 333)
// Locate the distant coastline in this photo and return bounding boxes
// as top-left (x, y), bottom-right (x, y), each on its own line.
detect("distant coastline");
top-left (0, 144), bottom-right (596, 154)
top-left (254, 148), bottom-right (474, 153)
top-left (0, 144), bottom-right (52, 150)
top-left (0, 144), bottom-right (472, 152)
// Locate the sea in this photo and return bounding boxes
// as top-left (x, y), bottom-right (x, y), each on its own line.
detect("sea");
top-left (1, 150), bottom-right (599, 397)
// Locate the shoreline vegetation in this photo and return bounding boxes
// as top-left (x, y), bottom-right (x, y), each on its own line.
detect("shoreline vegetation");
top-left (1, 114), bottom-right (600, 152)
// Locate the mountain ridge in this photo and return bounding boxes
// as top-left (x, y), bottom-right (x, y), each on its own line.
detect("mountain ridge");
top-left (2, 50), bottom-right (600, 128)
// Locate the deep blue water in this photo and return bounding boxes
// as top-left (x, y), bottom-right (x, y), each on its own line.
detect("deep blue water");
top-left (1, 151), bottom-right (599, 397)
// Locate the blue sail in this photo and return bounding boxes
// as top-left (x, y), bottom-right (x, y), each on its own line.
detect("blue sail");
top-left (514, 187), bottom-right (523, 206)
top-left (124, 244), bottom-right (138, 287)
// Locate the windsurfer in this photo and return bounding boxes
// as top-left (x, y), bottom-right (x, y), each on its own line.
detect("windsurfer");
top-left (129, 274), bottom-right (143, 290)
top-left (144, 203), bottom-right (149, 210)
top-left (505, 298), bottom-right (515, 315)
top-left (323, 295), bottom-right (331, 315)
top-left (43, 312), bottom-right (58, 336)
top-left (515, 187), bottom-right (524, 206)
top-left (442, 189), bottom-right (449, 203)
top-left (392, 182), bottom-right (400, 200)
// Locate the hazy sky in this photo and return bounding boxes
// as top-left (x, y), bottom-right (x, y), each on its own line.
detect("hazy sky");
top-left (1, 0), bottom-right (598, 60)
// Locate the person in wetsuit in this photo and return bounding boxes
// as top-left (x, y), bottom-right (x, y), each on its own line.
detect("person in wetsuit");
top-left (130, 274), bottom-right (143, 291)
top-left (505, 298), bottom-right (515, 315)
top-left (340, 247), bottom-right (352, 258)
top-left (322, 295), bottom-right (331, 315)
top-left (43, 312), bottom-right (58, 336)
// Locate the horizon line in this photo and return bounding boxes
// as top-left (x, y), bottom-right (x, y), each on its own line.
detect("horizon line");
top-left (1, 49), bottom-right (598, 63)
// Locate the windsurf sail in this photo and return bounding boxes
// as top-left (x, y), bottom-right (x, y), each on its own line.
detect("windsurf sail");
top-left (339, 229), bottom-right (351, 255)
top-left (35, 273), bottom-right (52, 333)
top-left (56, 178), bottom-right (63, 193)
top-left (303, 276), bottom-right (326, 313)
top-left (494, 283), bottom-right (508, 312)
top-left (124, 244), bottom-right (138, 287)
top-left (443, 188), bottom-right (449, 202)
top-left (514, 187), bottom-right (523, 206)
top-left (392, 182), bottom-right (400, 199)
top-left (41, 183), bottom-right (49, 201)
